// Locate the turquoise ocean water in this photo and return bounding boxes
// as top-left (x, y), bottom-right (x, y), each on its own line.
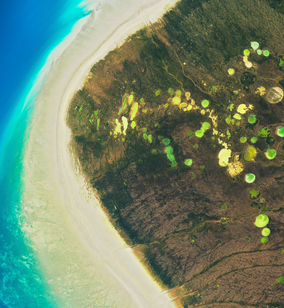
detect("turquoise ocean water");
top-left (0, 1), bottom-right (95, 306)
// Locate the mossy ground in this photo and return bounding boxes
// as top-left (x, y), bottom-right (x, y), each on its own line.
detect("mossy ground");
top-left (67, 0), bottom-right (284, 306)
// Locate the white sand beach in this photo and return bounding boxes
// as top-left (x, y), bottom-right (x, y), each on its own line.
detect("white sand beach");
top-left (21, 0), bottom-right (180, 307)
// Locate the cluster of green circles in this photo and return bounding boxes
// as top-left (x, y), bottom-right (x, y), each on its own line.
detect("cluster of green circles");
top-left (248, 114), bottom-right (257, 124)
top-left (201, 100), bottom-right (210, 108)
top-left (245, 173), bottom-right (255, 183)
top-left (163, 139), bottom-right (177, 167)
top-left (195, 122), bottom-right (211, 138)
top-left (266, 149), bottom-right (277, 160)
top-left (276, 126), bottom-right (284, 137)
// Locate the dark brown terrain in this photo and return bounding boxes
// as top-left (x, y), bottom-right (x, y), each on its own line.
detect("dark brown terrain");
top-left (67, 0), bottom-right (284, 306)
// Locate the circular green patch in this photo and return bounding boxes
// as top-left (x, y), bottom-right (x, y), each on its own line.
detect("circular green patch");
top-left (200, 165), bottom-right (205, 170)
top-left (240, 137), bottom-right (247, 143)
top-left (143, 133), bottom-right (148, 140)
top-left (276, 126), bottom-right (284, 137)
top-left (185, 159), bottom-right (193, 166)
top-left (255, 214), bottom-right (269, 228)
top-left (251, 41), bottom-right (259, 50)
top-left (172, 161), bottom-right (177, 167)
top-left (173, 96), bottom-right (181, 105)
top-left (221, 204), bottom-right (226, 209)
top-left (266, 149), bottom-right (277, 160)
top-left (251, 137), bottom-right (258, 144)
top-left (245, 237), bottom-right (250, 241)
top-left (155, 90), bottom-right (161, 96)
top-left (164, 139), bottom-right (171, 146)
top-left (195, 130), bottom-right (204, 138)
top-left (188, 132), bottom-right (193, 137)
top-left (263, 50), bottom-right (270, 57)
top-left (277, 276), bottom-right (284, 283)
top-left (176, 90), bottom-right (182, 96)
top-left (248, 114), bottom-right (257, 124)
top-left (201, 122), bottom-right (210, 130)
top-left (165, 146), bottom-right (173, 154)
top-left (261, 237), bottom-right (269, 244)
top-left (245, 173), bottom-right (255, 183)
top-left (167, 153), bottom-right (175, 162)
top-left (257, 49), bottom-right (262, 55)
top-left (262, 228), bottom-right (271, 236)
top-left (228, 68), bottom-right (235, 75)
top-left (193, 144), bottom-right (198, 149)
top-left (243, 49), bottom-right (250, 56)
top-left (152, 149), bottom-right (157, 154)
top-left (201, 100), bottom-right (210, 108)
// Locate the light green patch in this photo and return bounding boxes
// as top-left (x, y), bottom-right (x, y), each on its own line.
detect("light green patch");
top-left (176, 90), bottom-right (182, 96)
top-left (185, 159), bottom-right (193, 166)
top-left (233, 113), bottom-right (242, 120)
top-left (225, 115), bottom-right (231, 124)
top-left (240, 137), bottom-right (247, 143)
top-left (142, 109), bottom-right (147, 113)
top-left (131, 121), bottom-right (136, 129)
top-left (218, 148), bottom-right (231, 167)
top-left (276, 126), bottom-right (284, 137)
top-left (227, 104), bottom-right (234, 111)
top-left (261, 237), bottom-right (269, 244)
top-left (228, 68), bottom-right (235, 75)
top-left (173, 96), bottom-right (181, 105)
top-left (130, 102), bottom-right (139, 120)
top-left (167, 153), bottom-right (176, 162)
top-left (202, 122), bottom-right (210, 130)
top-left (251, 41), bottom-right (259, 50)
top-left (201, 100), bottom-right (210, 108)
top-left (227, 130), bottom-right (231, 139)
top-left (97, 118), bottom-right (100, 130)
top-left (249, 188), bottom-right (260, 199)
top-left (140, 98), bottom-right (144, 104)
top-left (154, 123), bottom-right (159, 127)
top-left (193, 144), bottom-right (198, 150)
top-left (257, 49), bottom-right (262, 55)
top-left (266, 149), bottom-right (277, 160)
top-left (195, 130), bottom-right (204, 138)
top-left (233, 90), bottom-right (239, 95)
top-left (255, 214), bottom-right (269, 228)
top-left (251, 137), bottom-right (257, 144)
top-left (143, 133), bottom-right (148, 140)
top-left (245, 173), bottom-right (255, 183)
top-left (148, 134), bottom-right (153, 143)
top-left (143, 127), bottom-right (147, 133)
top-left (164, 103), bottom-right (169, 108)
top-left (263, 50), bottom-right (270, 57)
top-left (262, 228), bottom-right (271, 236)
top-left (165, 146), bottom-right (173, 154)
top-left (180, 102), bottom-right (187, 108)
top-left (164, 139), bottom-right (171, 146)
top-left (155, 90), bottom-right (161, 96)
top-left (248, 114), bottom-right (257, 124)
top-left (244, 145), bottom-right (257, 161)
top-left (128, 95), bottom-right (134, 104)
top-left (243, 49), bottom-right (250, 56)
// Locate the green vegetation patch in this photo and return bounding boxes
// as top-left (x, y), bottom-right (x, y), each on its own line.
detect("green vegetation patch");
top-left (261, 236), bottom-right (269, 244)
top-left (266, 149), bottom-right (277, 160)
top-left (188, 132), bottom-right (193, 137)
top-left (263, 50), bottom-right (270, 57)
top-left (228, 68), bottom-right (235, 75)
top-left (249, 188), bottom-right (260, 199)
top-left (276, 126), bottom-right (284, 137)
top-left (245, 173), bottom-right (255, 183)
top-left (168, 88), bottom-right (174, 95)
top-left (251, 41), bottom-right (259, 50)
top-left (164, 139), bottom-right (171, 146)
top-left (173, 96), bottom-right (181, 105)
top-left (195, 130), bottom-right (204, 138)
top-left (221, 204), bottom-right (226, 209)
top-left (248, 114), bottom-right (257, 124)
top-left (257, 127), bottom-right (271, 139)
top-left (262, 227), bottom-right (271, 236)
top-left (240, 137), bottom-right (247, 143)
top-left (243, 49), bottom-right (250, 56)
top-left (277, 276), bottom-right (284, 283)
top-left (165, 146), bottom-right (173, 154)
top-left (244, 145), bottom-right (257, 161)
top-left (201, 100), bottom-right (210, 108)
top-left (185, 159), bottom-right (193, 166)
top-left (167, 153), bottom-right (176, 162)
top-left (201, 122), bottom-right (210, 131)
top-left (251, 137), bottom-right (258, 144)
top-left (255, 214), bottom-right (269, 228)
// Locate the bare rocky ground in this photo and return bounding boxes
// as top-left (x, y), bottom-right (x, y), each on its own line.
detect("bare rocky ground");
top-left (67, 0), bottom-right (284, 306)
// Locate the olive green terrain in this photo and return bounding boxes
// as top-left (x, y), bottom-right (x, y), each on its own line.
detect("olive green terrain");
top-left (67, 0), bottom-right (284, 307)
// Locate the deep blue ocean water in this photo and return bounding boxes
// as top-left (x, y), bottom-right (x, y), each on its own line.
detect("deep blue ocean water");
top-left (0, 1), bottom-right (93, 306)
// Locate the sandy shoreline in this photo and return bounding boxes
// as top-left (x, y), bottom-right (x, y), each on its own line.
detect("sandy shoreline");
top-left (21, 0), bottom-right (180, 307)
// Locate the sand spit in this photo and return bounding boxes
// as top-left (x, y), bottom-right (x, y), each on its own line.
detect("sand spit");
top-left (21, 0), bottom-right (180, 307)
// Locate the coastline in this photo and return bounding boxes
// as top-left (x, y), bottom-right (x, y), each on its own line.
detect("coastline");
top-left (21, 0), bottom-right (180, 306)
